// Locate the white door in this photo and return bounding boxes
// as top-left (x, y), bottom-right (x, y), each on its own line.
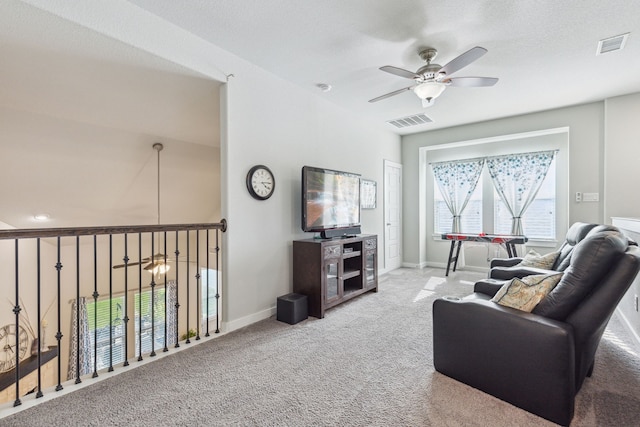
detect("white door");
top-left (384, 160), bottom-right (402, 271)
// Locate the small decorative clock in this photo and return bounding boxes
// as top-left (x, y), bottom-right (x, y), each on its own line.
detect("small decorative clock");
top-left (246, 165), bottom-right (275, 200)
top-left (0, 324), bottom-right (29, 372)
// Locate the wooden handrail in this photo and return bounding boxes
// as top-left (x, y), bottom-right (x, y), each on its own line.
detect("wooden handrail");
top-left (0, 218), bottom-right (227, 240)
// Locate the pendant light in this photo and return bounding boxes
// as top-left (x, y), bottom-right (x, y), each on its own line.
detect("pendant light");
top-left (151, 142), bottom-right (170, 276)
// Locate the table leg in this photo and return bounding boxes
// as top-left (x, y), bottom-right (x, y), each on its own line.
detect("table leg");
top-left (505, 244), bottom-right (513, 258)
top-left (445, 240), bottom-right (456, 276)
top-left (452, 241), bottom-right (462, 272)
top-left (506, 243), bottom-right (519, 257)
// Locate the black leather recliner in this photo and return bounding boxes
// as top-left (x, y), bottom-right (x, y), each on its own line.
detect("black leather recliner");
top-left (433, 226), bottom-right (640, 426)
top-left (488, 222), bottom-right (597, 280)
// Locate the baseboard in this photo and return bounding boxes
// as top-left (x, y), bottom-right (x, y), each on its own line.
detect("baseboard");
top-left (224, 306), bottom-right (276, 333)
top-left (459, 265), bottom-right (490, 274)
top-left (615, 307), bottom-right (640, 350)
top-left (402, 261), bottom-right (428, 268)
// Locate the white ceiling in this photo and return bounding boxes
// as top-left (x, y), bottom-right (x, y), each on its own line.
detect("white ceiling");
top-left (2, 0), bottom-right (640, 229)
top-left (0, 1), bottom-right (221, 229)
top-left (127, 0), bottom-right (640, 134)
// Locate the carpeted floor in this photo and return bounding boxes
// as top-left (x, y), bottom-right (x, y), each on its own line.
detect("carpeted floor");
top-left (2, 267), bottom-right (639, 426)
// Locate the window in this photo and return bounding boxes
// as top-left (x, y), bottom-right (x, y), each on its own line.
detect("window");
top-left (494, 157), bottom-right (556, 239)
top-left (87, 297), bottom-right (125, 371)
top-left (86, 286), bottom-right (169, 370)
top-left (434, 157), bottom-right (556, 239)
top-left (434, 181), bottom-right (482, 234)
top-left (201, 268), bottom-right (218, 322)
top-left (135, 288), bottom-right (167, 355)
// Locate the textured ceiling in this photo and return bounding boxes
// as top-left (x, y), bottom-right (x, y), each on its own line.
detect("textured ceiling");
top-left (2, 0), bottom-right (640, 229)
top-left (127, 0), bottom-right (640, 134)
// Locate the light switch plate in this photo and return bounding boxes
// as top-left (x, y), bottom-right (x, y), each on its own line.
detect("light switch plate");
top-left (583, 192), bottom-right (599, 202)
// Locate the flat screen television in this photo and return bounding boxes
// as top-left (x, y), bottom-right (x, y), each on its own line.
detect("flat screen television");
top-left (301, 165), bottom-right (361, 239)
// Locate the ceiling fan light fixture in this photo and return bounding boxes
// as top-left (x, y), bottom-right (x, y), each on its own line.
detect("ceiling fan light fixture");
top-left (413, 82), bottom-right (446, 101)
top-left (151, 262), bottom-right (171, 275)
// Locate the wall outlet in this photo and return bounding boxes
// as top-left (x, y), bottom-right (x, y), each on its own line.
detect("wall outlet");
top-left (575, 192), bottom-right (582, 202)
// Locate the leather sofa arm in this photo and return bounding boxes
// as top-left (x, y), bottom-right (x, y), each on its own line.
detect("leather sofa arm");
top-left (433, 297), bottom-right (576, 426)
top-left (489, 257), bottom-right (522, 268)
top-left (489, 266), bottom-right (557, 280)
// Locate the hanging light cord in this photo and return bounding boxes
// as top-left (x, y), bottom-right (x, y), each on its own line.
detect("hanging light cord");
top-left (153, 143), bottom-right (163, 225)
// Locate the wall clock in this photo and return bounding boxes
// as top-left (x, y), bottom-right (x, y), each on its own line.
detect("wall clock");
top-left (0, 324), bottom-right (29, 372)
top-left (246, 165), bottom-right (275, 200)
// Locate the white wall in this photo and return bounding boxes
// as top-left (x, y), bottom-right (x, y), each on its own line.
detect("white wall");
top-left (605, 93), bottom-right (640, 342)
top-left (604, 92), bottom-right (640, 219)
top-left (222, 61), bottom-right (400, 329)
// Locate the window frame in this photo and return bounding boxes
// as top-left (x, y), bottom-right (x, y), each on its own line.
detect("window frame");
top-left (433, 156), bottom-right (556, 239)
top-left (425, 128), bottom-right (568, 249)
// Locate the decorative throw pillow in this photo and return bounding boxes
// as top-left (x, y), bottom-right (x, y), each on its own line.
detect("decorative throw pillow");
top-left (491, 273), bottom-right (564, 312)
top-left (517, 250), bottom-right (560, 270)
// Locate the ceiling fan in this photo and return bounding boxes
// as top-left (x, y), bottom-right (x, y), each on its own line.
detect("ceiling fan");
top-left (113, 252), bottom-right (169, 272)
top-left (369, 46), bottom-right (498, 107)
top-left (113, 142), bottom-right (171, 275)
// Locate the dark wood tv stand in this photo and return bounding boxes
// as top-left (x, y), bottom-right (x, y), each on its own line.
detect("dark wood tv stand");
top-left (293, 234), bottom-right (378, 318)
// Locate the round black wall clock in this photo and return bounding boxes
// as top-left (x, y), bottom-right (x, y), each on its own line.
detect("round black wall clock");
top-left (246, 165), bottom-right (275, 200)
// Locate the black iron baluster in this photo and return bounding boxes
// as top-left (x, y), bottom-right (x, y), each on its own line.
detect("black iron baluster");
top-left (36, 238), bottom-right (43, 398)
top-left (75, 236), bottom-right (81, 384)
top-left (163, 232), bottom-right (168, 352)
top-left (138, 232), bottom-right (143, 362)
top-left (186, 231), bottom-right (190, 344)
top-left (174, 231), bottom-right (180, 348)
top-left (196, 230), bottom-right (201, 341)
top-left (150, 232), bottom-right (156, 357)
top-left (123, 234), bottom-right (129, 366)
top-left (92, 235), bottom-right (99, 378)
top-left (55, 236), bottom-right (63, 391)
top-left (13, 239), bottom-right (22, 407)
top-left (215, 229), bottom-right (221, 334)
top-left (108, 234), bottom-right (114, 372)
top-left (205, 229), bottom-right (210, 337)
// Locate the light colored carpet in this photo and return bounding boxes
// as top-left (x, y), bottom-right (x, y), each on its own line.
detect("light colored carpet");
top-left (2, 267), bottom-right (640, 426)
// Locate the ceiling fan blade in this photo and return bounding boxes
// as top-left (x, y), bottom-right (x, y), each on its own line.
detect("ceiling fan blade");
top-left (368, 86), bottom-right (415, 103)
top-left (438, 46), bottom-right (487, 77)
top-left (144, 261), bottom-right (158, 271)
top-left (444, 77), bottom-right (499, 87)
top-left (113, 261), bottom-right (145, 269)
top-left (379, 66), bottom-right (419, 80)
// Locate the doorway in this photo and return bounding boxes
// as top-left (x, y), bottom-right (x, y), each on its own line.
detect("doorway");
top-left (384, 160), bottom-right (402, 271)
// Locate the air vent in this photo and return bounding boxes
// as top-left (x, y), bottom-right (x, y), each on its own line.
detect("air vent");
top-left (597, 33), bottom-right (629, 55)
top-left (387, 113), bottom-right (433, 129)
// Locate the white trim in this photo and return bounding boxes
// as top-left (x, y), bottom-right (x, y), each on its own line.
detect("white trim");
top-left (615, 308), bottom-right (640, 349)
top-left (224, 307), bottom-right (275, 332)
top-left (611, 217), bottom-right (640, 229)
top-left (421, 127), bottom-right (570, 152)
top-left (402, 261), bottom-right (428, 269)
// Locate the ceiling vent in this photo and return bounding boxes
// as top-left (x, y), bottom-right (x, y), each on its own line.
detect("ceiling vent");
top-left (387, 113), bottom-right (433, 129)
top-left (597, 33), bottom-right (629, 55)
